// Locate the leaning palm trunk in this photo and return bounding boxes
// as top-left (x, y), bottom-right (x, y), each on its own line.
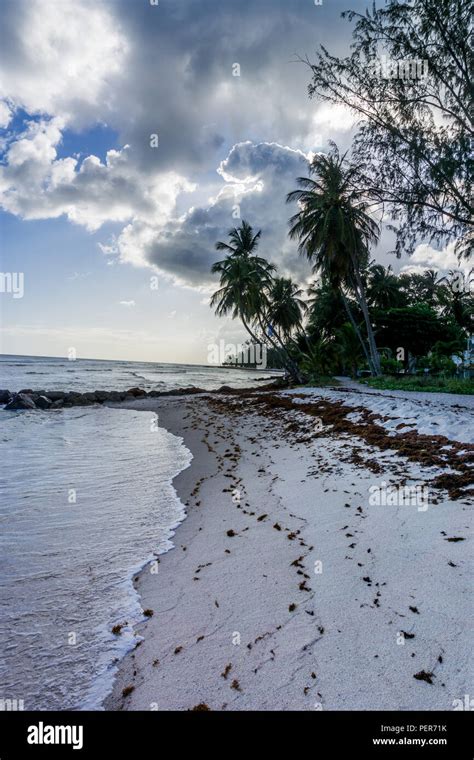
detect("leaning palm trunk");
top-left (241, 312), bottom-right (293, 379)
top-left (269, 325), bottom-right (305, 384)
top-left (279, 320), bottom-right (311, 357)
top-left (357, 288), bottom-right (381, 376)
top-left (255, 314), bottom-right (303, 383)
top-left (341, 290), bottom-right (375, 375)
top-left (284, 331), bottom-right (314, 380)
top-left (301, 327), bottom-right (313, 357)
top-left (348, 264), bottom-right (381, 376)
top-left (240, 314), bottom-right (265, 351)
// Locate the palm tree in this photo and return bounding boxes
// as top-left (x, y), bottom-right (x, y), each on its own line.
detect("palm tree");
top-left (210, 253), bottom-right (273, 342)
top-left (367, 264), bottom-right (406, 310)
top-left (306, 279), bottom-right (347, 337)
top-left (287, 145), bottom-right (382, 375)
top-left (400, 269), bottom-right (442, 308)
top-left (438, 269), bottom-right (473, 331)
top-left (265, 276), bottom-right (311, 372)
top-left (266, 277), bottom-right (307, 339)
top-left (334, 323), bottom-right (364, 377)
top-left (215, 219), bottom-right (262, 258)
top-left (300, 335), bottom-right (338, 378)
top-left (306, 278), bottom-right (373, 373)
top-left (211, 222), bottom-right (303, 382)
top-left (421, 270), bottom-right (443, 308)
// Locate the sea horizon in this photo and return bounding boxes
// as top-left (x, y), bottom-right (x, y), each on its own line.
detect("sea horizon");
top-left (0, 353), bottom-right (282, 372)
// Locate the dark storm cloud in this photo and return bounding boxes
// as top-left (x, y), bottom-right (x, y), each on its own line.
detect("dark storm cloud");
top-left (106, 0), bottom-right (361, 176)
top-left (123, 141), bottom-right (314, 286)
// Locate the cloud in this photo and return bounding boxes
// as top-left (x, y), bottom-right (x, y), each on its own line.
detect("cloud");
top-left (104, 0), bottom-right (357, 176)
top-left (110, 141), bottom-right (314, 287)
top-left (400, 242), bottom-right (471, 277)
top-left (0, 118), bottom-right (194, 231)
top-left (0, 0), bottom-right (128, 128)
top-left (311, 103), bottom-right (355, 134)
top-left (0, 101), bottom-right (12, 128)
top-left (119, 300), bottom-right (135, 307)
top-left (1, 0), bottom-right (357, 174)
top-left (0, 0), bottom-right (362, 292)
top-left (217, 140), bottom-right (310, 182)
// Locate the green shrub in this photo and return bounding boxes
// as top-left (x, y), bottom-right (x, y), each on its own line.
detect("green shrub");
top-left (363, 376), bottom-right (473, 395)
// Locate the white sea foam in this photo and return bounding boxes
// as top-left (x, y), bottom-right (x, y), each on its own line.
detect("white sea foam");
top-left (0, 406), bottom-right (192, 710)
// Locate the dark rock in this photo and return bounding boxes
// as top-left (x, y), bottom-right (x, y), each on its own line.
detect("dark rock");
top-left (51, 399), bottom-right (63, 409)
top-left (46, 391), bottom-right (66, 401)
top-left (35, 395), bottom-right (52, 410)
top-left (0, 390), bottom-right (11, 404)
top-left (110, 391), bottom-right (121, 401)
top-left (83, 392), bottom-right (97, 403)
top-left (5, 392), bottom-right (36, 410)
top-left (18, 388), bottom-right (34, 395)
top-left (158, 386), bottom-right (204, 397)
top-left (107, 391), bottom-right (125, 402)
top-left (94, 390), bottom-right (109, 402)
top-left (65, 392), bottom-right (90, 405)
top-left (126, 387), bottom-right (147, 397)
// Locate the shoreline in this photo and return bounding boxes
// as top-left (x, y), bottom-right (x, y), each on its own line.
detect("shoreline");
top-left (103, 390), bottom-right (473, 711)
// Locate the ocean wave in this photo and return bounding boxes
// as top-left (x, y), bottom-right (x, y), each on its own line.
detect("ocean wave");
top-left (1, 356), bottom-right (281, 394)
top-left (0, 406), bottom-right (192, 711)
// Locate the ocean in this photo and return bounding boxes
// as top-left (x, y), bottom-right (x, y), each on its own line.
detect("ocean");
top-left (0, 355), bottom-right (278, 710)
top-left (0, 353), bottom-right (277, 394)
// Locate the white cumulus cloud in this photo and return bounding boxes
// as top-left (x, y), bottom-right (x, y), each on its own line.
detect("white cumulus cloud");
top-left (0, 0), bottom-right (128, 128)
top-left (0, 118), bottom-right (194, 231)
top-left (400, 242), bottom-right (471, 278)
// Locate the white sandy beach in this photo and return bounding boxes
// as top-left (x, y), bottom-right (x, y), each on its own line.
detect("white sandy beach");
top-left (105, 387), bottom-right (473, 711)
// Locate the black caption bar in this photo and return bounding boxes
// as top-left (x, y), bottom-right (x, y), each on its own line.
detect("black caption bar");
top-left (0, 710), bottom-right (471, 756)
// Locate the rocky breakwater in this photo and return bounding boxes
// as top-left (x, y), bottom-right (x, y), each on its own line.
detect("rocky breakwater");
top-left (0, 386), bottom-right (193, 411)
top-left (0, 379), bottom-right (287, 411)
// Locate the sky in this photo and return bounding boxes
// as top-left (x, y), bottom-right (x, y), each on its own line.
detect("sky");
top-left (0, 0), bottom-right (463, 364)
